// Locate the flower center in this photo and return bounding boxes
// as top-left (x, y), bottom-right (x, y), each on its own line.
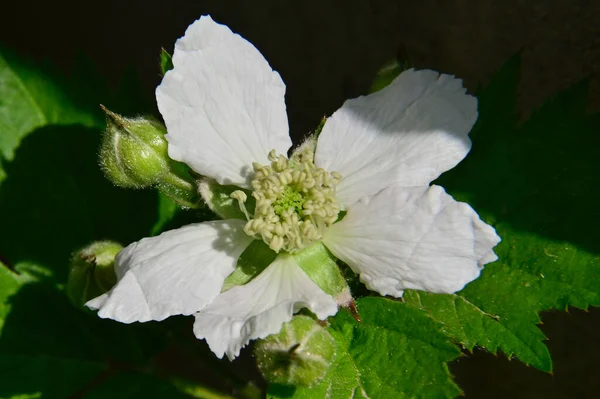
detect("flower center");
top-left (232, 148), bottom-right (341, 253)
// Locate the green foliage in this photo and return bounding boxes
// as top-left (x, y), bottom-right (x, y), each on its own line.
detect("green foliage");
top-left (268, 298), bottom-right (462, 399)
top-left (0, 49), bottom-right (100, 163)
top-left (1, 44), bottom-right (598, 399)
top-left (0, 50), bottom-right (232, 399)
top-left (0, 124), bottom-right (158, 284)
top-left (0, 262), bottom-right (185, 399)
top-left (151, 193), bottom-right (182, 235)
top-left (423, 56), bottom-right (600, 371)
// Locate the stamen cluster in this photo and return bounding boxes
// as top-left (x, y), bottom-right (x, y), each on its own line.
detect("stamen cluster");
top-left (232, 148), bottom-right (341, 253)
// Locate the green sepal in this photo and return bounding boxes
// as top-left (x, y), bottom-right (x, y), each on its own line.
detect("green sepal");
top-left (198, 178), bottom-right (254, 220)
top-left (221, 240), bottom-right (276, 291)
top-left (156, 160), bottom-right (201, 209)
top-left (290, 135), bottom-right (317, 164)
top-left (160, 48), bottom-right (174, 76)
top-left (294, 242), bottom-right (349, 302)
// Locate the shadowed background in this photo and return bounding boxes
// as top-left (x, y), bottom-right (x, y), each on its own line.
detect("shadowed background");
top-left (1, 1), bottom-right (599, 397)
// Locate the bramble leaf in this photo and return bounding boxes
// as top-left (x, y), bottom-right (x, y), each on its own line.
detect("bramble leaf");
top-left (0, 264), bottom-right (195, 399)
top-left (0, 49), bottom-right (100, 164)
top-left (269, 297), bottom-right (461, 399)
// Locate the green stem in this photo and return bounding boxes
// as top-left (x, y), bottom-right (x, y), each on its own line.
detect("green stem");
top-left (157, 169), bottom-right (200, 209)
top-left (170, 377), bottom-right (237, 399)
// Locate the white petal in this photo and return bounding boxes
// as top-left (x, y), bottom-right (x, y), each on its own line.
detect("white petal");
top-left (156, 16), bottom-right (292, 187)
top-left (86, 220), bottom-right (254, 323)
top-left (324, 186), bottom-right (500, 296)
top-left (315, 69), bottom-right (477, 208)
top-left (193, 254), bottom-right (337, 360)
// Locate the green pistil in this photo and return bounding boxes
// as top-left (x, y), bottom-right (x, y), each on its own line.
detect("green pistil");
top-left (273, 186), bottom-right (304, 217)
top-left (231, 147), bottom-right (342, 253)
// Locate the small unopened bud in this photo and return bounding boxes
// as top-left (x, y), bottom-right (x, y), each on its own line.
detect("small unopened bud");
top-left (99, 106), bottom-right (199, 208)
top-left (254, 316), bottom-right (336, 387)
top-left (67, 241), bottom-right (122, 307)
top-left (100, 106), bottom-right (170, 188)
top-left (369, 53), bottom-right (412, 94)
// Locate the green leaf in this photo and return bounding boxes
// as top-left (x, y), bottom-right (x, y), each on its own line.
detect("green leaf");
top-left (0, 49), bottom-right (100, 163)
top-left (269, 297), bottom-right (461, 399)
top-left (83, 372), bottom-right (189, 399)
top-left (403, 288), bottom-right (551, 371)
top-left (0, 262), bottom-right (144, 397)
top-left (0, 260), bottom-right (207, 399)
top-left (0, 50), bottom-right (158, 283)
top-left (0, 125), bottom-right (158, 284)
top-left (151, 192), bottom-right (183, 235)
top-left (0, 354), bottom-right (103, 399)
top-left (0, 117), bottom-right (185, 397)
top-left (0, 51), bottom-right (234, 399)
top-left (0, 263), bottom-right (27, 334)
top-left (402, 56), bottom-right (600, 372)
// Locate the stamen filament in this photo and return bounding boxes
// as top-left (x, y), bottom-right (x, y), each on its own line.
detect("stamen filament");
top-left (230, 190), bottom-right (252, 221)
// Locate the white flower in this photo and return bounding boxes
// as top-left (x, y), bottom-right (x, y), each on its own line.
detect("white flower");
top-left (87, 16), bottom-right (501, 360)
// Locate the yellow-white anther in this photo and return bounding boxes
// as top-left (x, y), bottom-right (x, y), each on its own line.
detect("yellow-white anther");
top-left (241, 145), bottom-right (342, 253)
top-left (230, 190), bottom-right (251, 221)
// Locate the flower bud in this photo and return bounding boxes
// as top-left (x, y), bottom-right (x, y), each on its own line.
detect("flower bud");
top-left (99, 106), bottom-right (170, 188)
top-left (67, 241), bottom-right (122, 307)
top-left (254, 316), bottom-right (336, 387)
top-left (369, 53), bottom-right (412, 94)
top-left (99, 106), bottom-right (200, 208)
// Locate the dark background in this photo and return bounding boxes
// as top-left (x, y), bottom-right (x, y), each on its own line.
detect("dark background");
top-left (2, 1), bottom-right (600, 397)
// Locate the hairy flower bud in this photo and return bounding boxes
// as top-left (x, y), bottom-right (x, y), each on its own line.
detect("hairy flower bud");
top-left (99, 106), bottom-right (200, 208)
top-left (100, 106), bottom-right (170, 187)
top-left (254, 315), bottom-right (336, 387)
top-left (68, 241), bottom-right (122, 307)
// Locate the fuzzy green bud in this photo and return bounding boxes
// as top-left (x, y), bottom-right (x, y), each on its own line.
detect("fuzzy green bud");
top-left (67, 241), bottom-right (122, 307)
top-left (100, 106), bottom-right (170, 187)
top-left (99, 106), bottom-right (200, 208)
top-left (254, 316), bottom-right (336, 387)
